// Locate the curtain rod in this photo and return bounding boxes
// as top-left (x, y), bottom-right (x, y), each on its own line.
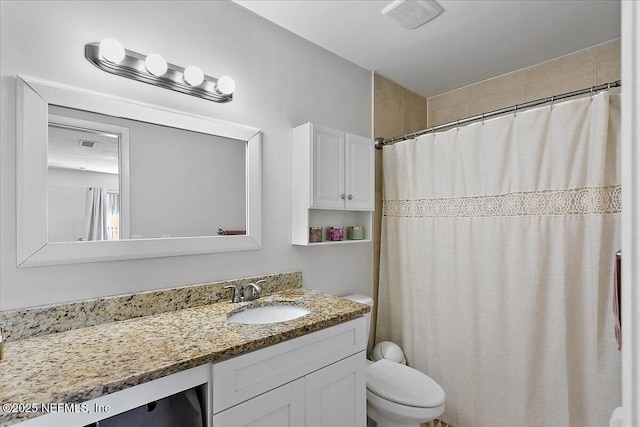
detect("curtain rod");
top-left (375, 80), bottom-right (621, 149)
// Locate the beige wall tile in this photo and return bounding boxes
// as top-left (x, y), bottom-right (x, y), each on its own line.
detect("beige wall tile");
top-left (468, 86), bottom-right (525, 117)
top-left (524, 46), bottom-right (596, 84)
top-left (403, 88), bottom-right (428, 134)
top-left (374, 191), bottom-right (382, 246)
top-left (597, 59), bottom-right (621, 85)
top-left (468, 70), bottom-right (524, 100)
top-left (374, 74), bottom-right (405, 139)
top-left (372, 74), bottom-right (426, 350)
top-left (524, 51), bottom-right (596, 100)
top-left (524, 69), bottom-right (595, 101)
top-left (428, 102), bottom-right (470, 127)
top-left (428, 86), bottom-right (469, 111)
top-left (375, 149), bottom-right (383, 194)
top-left (596, 39), bottom-right (621, 63)
top-left (427, 40), bottom-right (619, 124)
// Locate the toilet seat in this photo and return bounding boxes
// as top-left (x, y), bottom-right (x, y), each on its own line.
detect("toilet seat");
top-left (366, 359), bottom-right (445, 408)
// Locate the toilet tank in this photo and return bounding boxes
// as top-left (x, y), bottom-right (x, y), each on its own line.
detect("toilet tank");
top-left (342, 294), bottom-right (373, 344)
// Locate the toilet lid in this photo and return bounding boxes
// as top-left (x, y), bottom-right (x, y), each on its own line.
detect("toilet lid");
top-left (366, 360), bottom-right (445, 408)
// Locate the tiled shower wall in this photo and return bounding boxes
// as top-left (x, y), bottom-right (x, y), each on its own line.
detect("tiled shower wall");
top-left (372, 75), bottom-right (428, 351)
top-left (427, 39), bottom-right (620, 127)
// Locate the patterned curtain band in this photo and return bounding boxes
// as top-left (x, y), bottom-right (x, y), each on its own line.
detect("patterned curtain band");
top-left (383, 185), bottom-right (621, 218)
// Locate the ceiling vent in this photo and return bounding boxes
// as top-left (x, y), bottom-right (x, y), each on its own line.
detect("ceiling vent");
top-left (381, 0), bottom-right (444, 30)
top-left (80, 140), bottom-right (98, 148)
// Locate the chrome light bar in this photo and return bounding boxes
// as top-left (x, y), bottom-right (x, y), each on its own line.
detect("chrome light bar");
top-left (85, 40), bottom-right (235, 103)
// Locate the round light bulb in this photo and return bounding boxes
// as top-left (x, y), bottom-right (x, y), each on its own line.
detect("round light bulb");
top-left (216, 75), bottom-right (236, 95)
top-left (145, 53), bottom-right (168, 76)
top-left (99, 38), bottom-right (125, 64)
top-left (183, 65), bottom-right (204, 86)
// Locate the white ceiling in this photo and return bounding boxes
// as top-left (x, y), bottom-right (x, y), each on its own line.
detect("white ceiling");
top-left (48, 125), bottom-right (119, 175)
top-left (233, 0), bottom-right (621, 98)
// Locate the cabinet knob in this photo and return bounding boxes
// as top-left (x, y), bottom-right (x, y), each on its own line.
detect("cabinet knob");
top-left (341, 194), bottom-right (346, 199)
top-left (348, 195), bottom-right (353, 200)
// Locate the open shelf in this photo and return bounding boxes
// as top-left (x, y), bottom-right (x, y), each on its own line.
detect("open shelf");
top-left (292, 209), bottom-right (372, 246)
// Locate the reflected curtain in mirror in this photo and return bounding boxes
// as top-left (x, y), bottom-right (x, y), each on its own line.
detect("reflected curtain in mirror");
top-left (85, 187), bottom-right (108, 241)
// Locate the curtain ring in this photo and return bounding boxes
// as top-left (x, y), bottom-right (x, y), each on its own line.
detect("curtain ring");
top-left (456, 120), bottom-right (460, 131)
top-left (550, 95), bottom-right (555, 110)
top-left (607, 82), bottom-right (611, 90)
top-left (590, 86), bottom-right (594, 101)
top-left (481, 113), bottom-right (485, 125)
top-left (513, 104), bottom-right (518, 118)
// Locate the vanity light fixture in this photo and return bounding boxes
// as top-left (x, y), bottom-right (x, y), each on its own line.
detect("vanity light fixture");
top-left (144, 53), bottom-right (168, 77)
top-left (216, 75), bottom-right (236, 96)
top-left (184, 65), bottom-right (204, 86)
top-left (98, 38), bottom-right (126, 63)
top-left (85, 39), bottom-right (235, 103)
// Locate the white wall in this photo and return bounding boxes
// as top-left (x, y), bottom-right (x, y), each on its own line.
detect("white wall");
top-left (0, 0), bottom-right (372, 310)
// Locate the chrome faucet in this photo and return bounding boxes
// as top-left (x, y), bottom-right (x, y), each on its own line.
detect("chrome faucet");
top-left (224, 280), bottom-right (265, 303)
top-left (243, 280), bottom-right (265, 301)
top-left (224, 283), bottom-right (244, 303)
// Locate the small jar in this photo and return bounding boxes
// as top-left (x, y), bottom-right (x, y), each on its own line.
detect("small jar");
top-left (309, 227), bottom-right (323, 243)
top-left (347, 226), bottom-right (365, 240)
top-left (327, 226), bottom-right (344, 241)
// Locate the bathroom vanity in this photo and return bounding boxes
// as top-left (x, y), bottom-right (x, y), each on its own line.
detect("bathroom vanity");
top-left (0, 288), bottom-right (368, 427)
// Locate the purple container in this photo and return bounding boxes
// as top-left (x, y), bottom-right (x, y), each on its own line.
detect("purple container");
top-left (327, 226), bottom-right (344, 241)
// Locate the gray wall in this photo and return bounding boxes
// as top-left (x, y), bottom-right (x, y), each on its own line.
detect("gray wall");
top-left (0, 1), bottom-right (373, 309)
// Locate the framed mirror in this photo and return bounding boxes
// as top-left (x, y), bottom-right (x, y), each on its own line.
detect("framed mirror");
top-left (16, 75), bottom-right (261, 266)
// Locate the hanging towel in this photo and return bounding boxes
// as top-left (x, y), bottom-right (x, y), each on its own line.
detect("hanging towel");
top-left (613, 253), bottom-right (622, 350)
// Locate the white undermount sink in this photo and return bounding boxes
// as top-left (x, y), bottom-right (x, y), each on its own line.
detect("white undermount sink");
top-left (228, 304), bottom-right (311, 324)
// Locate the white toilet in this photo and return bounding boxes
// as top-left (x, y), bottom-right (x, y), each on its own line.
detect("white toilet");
top-left (344, 294), bottom-right (445, 427)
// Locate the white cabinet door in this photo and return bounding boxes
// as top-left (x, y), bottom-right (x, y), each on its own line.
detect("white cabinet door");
top-left (345, 133), bottom-right (374, 211)
top-left (212, 378), bottom-right (305, 427)
top-left (212, 318), bottom-right (366, 413)
top-left (305, 352), bottom-right (367, 427)
top-left (310, 124), bottom-right (345, 209)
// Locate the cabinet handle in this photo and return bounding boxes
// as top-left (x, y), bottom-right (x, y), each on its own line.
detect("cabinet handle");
top-left (348, 195), bottom-right (353, 200)
top-left (341, 194), bottom-right (346, 199)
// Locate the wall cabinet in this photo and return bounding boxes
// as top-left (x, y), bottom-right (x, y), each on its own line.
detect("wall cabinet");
top-left (292, 123), bottom-right (374, 245)
top-left (13, 318), bottom-right (366, 427)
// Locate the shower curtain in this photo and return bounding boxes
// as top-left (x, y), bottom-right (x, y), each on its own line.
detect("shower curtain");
top-left (376, 92), bottom-right (621, 426)
top-left (85, 187), bottom-right (109, 241)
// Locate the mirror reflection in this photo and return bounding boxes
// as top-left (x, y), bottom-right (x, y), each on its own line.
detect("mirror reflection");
top-left (47, 106), bottom-right (247, 242)
top-left (47, 116), bottom-right (123, 242)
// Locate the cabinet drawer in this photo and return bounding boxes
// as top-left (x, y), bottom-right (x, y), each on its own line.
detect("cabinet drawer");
top-left (212, 317), bottom-right (366, 413)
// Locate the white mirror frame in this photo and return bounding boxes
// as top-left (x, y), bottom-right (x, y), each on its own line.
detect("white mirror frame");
top-left (16, 75), bottom-right (261, 267)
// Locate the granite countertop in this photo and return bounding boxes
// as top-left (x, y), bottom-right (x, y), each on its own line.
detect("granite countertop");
top-left (0, 288), bottom-right (369, 426)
